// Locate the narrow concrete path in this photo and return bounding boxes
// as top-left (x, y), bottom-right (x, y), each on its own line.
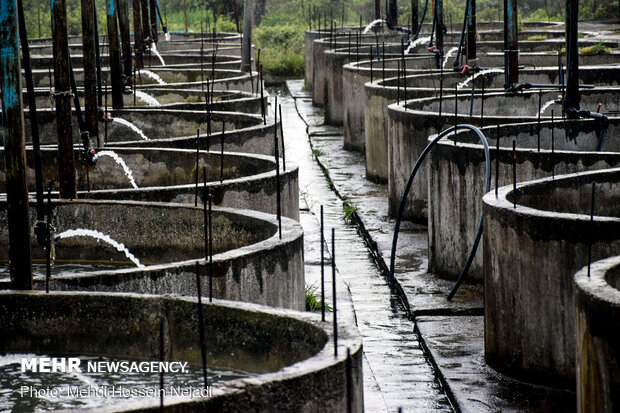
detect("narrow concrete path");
top-left (276, 82), bottom-right (453, 413)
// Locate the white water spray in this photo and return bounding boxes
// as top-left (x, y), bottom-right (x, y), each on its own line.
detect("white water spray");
top-left (539, 100), bottom-right (556, 115)
top-left (442, 47), bottom-right (459, 68)
top-left (405, 36), bottom-right (431, 54)
top-left (151, 42), bottom-right (166, 66)
top-left (134, 90), bottom-right (161, 106)
top-left (96, 150), bottom-right (139, 188)
top-left (165, 32), bottom-right (171, 41)
top-left (457, 68), bottom-right (504, 90)
top-left (112, 118), bottom-right (150, 141)
top-left (55, 229), bottom-right (145, 268)
top-left (140, 69), bottom-right (166, 85)
top-left (362, 19), bottom-right (384, 34)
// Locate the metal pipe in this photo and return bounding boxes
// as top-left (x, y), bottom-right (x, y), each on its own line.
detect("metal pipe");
top-left (208, 190), bottom-right (213, 302)
top-left (504, 0), bottom-right (519, 88)
top-left (274, 96), bottom-right (282, 239)
top-left (195, 129), bottom-right (199, 207)
top-left (495, 124), bottom-right (500, 197)
top-left (45, 183), bottom-right (52, 293)
top-left (241, 0), bottom-right (252, 72)
top-left (159, 315), bottom-right (165, 408)
top-left (220, 122), bottom-right (225, 183)
top-left (512, 140), bottom-right (517, 208)
top-left (466, 0), bottom-right (476, 60)
top-left (587, 182), bottom-right (595, 277)
top-left (149, 0), bottom-right (158, 43)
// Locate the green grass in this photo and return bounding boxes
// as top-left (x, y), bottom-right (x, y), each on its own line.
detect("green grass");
top-left (342, 202), bottom-right (358, 223)
top-left (306, 283), bottom-right (332, 312)
top-left (527, 35), bottom-right (548, 41)
top-left (312, 148), bottom-right (324, 158)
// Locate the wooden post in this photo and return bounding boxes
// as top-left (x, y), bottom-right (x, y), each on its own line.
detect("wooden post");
top-left (106, 0), bottom-right (124, 108)
top-left (133, 0), bottom-right (144, 69)
top-left (82, 0), bottom-right (99, 141)
top-left (117, 0), bottom-right (133, 89)
top-left (149, 0), bottom-right (158, 43)
top-left (1, 0), bottom-right (33, 288)
top-left (52, 0), bottom-right (77, 197)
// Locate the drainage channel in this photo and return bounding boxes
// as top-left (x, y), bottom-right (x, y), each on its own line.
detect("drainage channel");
top-left (271, 83), bottom-right (454, 412)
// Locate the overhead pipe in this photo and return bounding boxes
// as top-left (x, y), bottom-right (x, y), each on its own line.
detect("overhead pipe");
top-left (1, 0), bottom-right (33, 288)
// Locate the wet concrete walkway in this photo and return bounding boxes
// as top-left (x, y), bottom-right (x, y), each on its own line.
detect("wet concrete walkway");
top-left (275, 82), bottom-right (453, 412)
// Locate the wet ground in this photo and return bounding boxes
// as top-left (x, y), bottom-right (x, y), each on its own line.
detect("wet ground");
top-left (274, 83), bottom-right (453, 412)
top-left (278, 80), bottom-right (576, 412)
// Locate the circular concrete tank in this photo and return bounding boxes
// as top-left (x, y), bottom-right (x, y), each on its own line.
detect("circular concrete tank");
top-left (428, 118), bottom-right (620, 282)
top-left (28, 108), bottom-right (280, 156)
top-left (574, 255), bottom-right (620, 413)
top-left (388, 86), bottom-right (620, 221)
top-left (0, 291), bottom-right (363, 412)
top-left (0, 147), bottom-right (299, 220)
top-left (482, 167), bottom-right (620, 387)
top-left (0, 200), bottom-right (305, 310)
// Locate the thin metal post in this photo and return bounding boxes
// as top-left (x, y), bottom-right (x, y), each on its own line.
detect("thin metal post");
top-left (512, 140), bottom-right (517, 208)
top-left (332, 228), bottom-right (338, 357)
top-left (195, 129), bottom-right (200, 206)
top-left (45, 183), bottom-right (52, 292)
top-left (159, 315), bottom-right (165, 408)
top-left (106, 0), bottom-right (124, 108)
top-left (220, 122), bottom-right (225, 183)
top-left (195, 261), bottom-right (209, 388)
top-left (454, 83), bottom-right (458, 144)
top-left (480, 77), bottom-right (485, 128)
top-left (537, 89), bottom-right (542, 152)
top-left (439, 65), bottom-right (444, 116)
top-left (274, 98), bottom-right (282, 239)
top-left (587, 182), bottom-right (595, 277)
top-left (346, 348), bottom-right (353, 413)
top-left (208, 191), bottom-right (213, 302)
top-left (551, 110), bottom-right (555, 179)
top-left (495, 124), bottom-right (500, 197)
top-left (279, 104), bottom-right (286, 171)
top-left (320, 205), bottom-right (325, 322)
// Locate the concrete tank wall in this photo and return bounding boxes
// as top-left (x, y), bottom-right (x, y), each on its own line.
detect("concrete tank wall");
top-left (0, 201), bottom-right (306, 311)
top-left (0, 292), bottom-right (364, 412)
top-left (429, 119), bottom-right (620, 282)
top-left (574, 255), bottom-right (620, 413)
top-left (483, 168), bottom-right (620, 387)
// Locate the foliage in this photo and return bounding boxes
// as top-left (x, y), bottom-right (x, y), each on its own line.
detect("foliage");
top-left (254, 23), bottom-right (305, 78)
top-left (579, 42), bottom-right (612, 55)
top-left (305, 283), bottom-right (331, 312)
top-left (527, 35), bottom-right (548, 41)
top-left (342, 202), bottom-right (358, 223)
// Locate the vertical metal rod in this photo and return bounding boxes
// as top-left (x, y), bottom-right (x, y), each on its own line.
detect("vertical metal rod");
top-left (402, 41), bottom-right (407, 110)
top-left (274, 100), bottom-right (282, 240)
top-left (203, 168), bottom-right (208, 260)
top-left (469, 78), bottom-right (475, 116)
top-left (133, 64), bottom-right (137, 106)
top-left (133, 0), bottom-right (144, 69)
top-left (495, 124), bottom-right (500, 197)
top-left (106, 0), bottom-right (124, 108)
top-left (104, 81), bottom-right (108, 143)
top-left (159, 315), bottom-right (165, 408)
top-left (200, 22), bottom-right (204, 91)
top-left (81, 0), bottom-right (99, 142)
top-left (279, 104), bottom-right (286, 171)
top-left (195, 129), bottom-right (200, 206)
top-left (551, 110), bottom-right (555, 179)
top-left (320, 205), bottom-right (325, 322)
top-left (381, 42), bottom-right (385, 83)
top-left (208, 191), bottom-right (213, 302)
top-left (587, 182), bottom-right (595, 277)
top-left (480, 77), bottom-right (485, 128)
top-left (537, 89), bottom-right (542, 152)
top-left (332, 228), bottom-right (337, 357)
top-left (220, 122), bottom-right (225, 183)
top-left (370, 46), bottom-right (373, 83)
top-left (512, 140), bottom-right (517, 208)
top-left (195, 261), bottom-right (209, 388)
top-left (397, 61), bottom-right (401, 104)
top-left (45, 183), bottom-right (52, 293)
top-left (454, 83), bottom-right (458, 144)
top-left (260, 63), bottom-right (265, 124)
top-left (439, 65), bottom-right (444, 116)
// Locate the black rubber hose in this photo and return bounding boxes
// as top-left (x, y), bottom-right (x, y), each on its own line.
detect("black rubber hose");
top-left (414, 0), bottom-right (429, 40)
top-left (388, 125), bottom-right (491, 300)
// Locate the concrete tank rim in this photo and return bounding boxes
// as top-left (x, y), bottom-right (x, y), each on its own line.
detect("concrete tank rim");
top-left (482, 166), bottom-right (620, 223)
top-left (0, 290), bottom-right (363, 412)
top-left (574, 255), bottom-right (620, 310)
